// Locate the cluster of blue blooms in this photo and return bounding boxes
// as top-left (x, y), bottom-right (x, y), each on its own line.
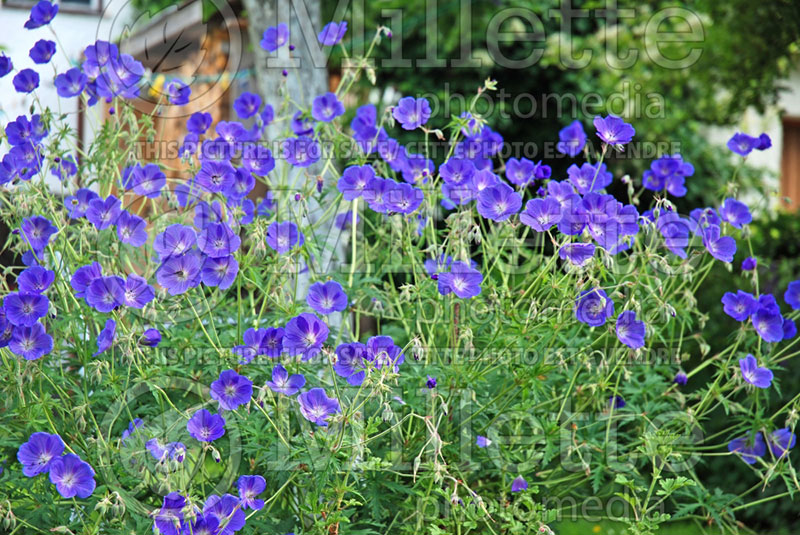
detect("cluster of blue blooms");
top-left (2, 263), bottom-right (55, 360)
top-left (2, 0), bottom-right (798, 514)
top-left (728, 427), bottom-right (796, 466)
top-left (17, 432), bottom-right (96, 499)
top-left (149, 481), bottom-right (266, 535)
top-left (111, 414), bottom-right (270, 534)
top-left (1, 115), bottom-right (49, 183)
top-left (722, 285), bottom-right (797, 344)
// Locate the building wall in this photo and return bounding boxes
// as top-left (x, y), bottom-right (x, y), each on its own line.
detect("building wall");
top-left (0, 1), bottom-right (133, 189)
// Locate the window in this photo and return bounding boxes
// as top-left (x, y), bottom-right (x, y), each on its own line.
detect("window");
top-left (2, 0), bottom-right (101, 13)
top-left (781, 118), bottom-right (800, 211)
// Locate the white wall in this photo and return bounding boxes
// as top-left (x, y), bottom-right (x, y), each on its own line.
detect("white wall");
top-left (0, 2), bottom-right (133, 189)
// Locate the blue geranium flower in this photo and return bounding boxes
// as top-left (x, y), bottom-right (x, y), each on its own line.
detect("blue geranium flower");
top-left (25, 1), bottom-right (59, 29)
top-left (0, 54), bottom-right (12, 78)
top-left (728, 432), bottom-right (766, 465)
top-left (204, 494), bottom-right (246, 533)
top-left (283, 313), bottom-right (329, 361)
top-left (307, 281), bottom-right (348, 315)
top-left (156, 252), bottom-right (203, 296)
top-left (318, 21), bottom-right (348, 45)
top-left (575, 288), bottom-right (614, 327)
top-left (727, 133), bottom-right (759, 156)
top-left (197, 222), bottom-right (240, 258)
top-left (201, 255), bottom-right (238, 290)
top-left (593, 115), bottom-right (635, 147)
top-left (642, 154), bottom-right (694, 197)
top-left (401, 153), bottom-right (435, 184)
top-left (616, 310), bottom-right (646, 349)
top-left (87, 195), bottom-right (122, 230)
top-left (238, 475), bottom-right (267, 510)
top-left (783, 281), bottom-right (800, 310)
top-left (18, 266), bottom-right (54, 294)
top-left (266, 221), bottom-right (304, 254)
top-left (768, 428), bottom-right (797, 458)
top-left (94, 319), bottom-right (116, 356)
top-left (559, 243), bottom-right (595, 267)
top-left (334, 342), bottom-right (368, 385)
top-left (210, 369), bottom-right (253, 411)
top-left (282, 136), bottom-right (320, 167)
top-left (702, 225), bottom-right (736, 263)
top-left (392, 97), bottom-right (431, 130)
top-left (568, 162), bottom-right (612, 195)
top-left (242, 145), bottom-right (275, 176)
top-left (752, 308), bottom-right (784, 343)
top-left (17, 432), bottom-right (64, 476)
top-left (233, 92), bottom-right (261, 119)
top-left (116, 211), bottom-right (148, 247)
top-left (556, 120), bottom-right (586, 157)
top-left (505, 157), bottom-right (536, 187)
top-left (21, 215), bottom-right (57, 254)
top-left (186, 409), bottom-right (226, 442)
top-left (140, 328), bottom-right (161, 347)
top-left (719, 198), bottom-right (752, 228)
top-left (520, 197), bottom-right (562, 232)
top-left (261, 23), bottom-right (289, 52)
top-left (86, 275), bottom-right (125, 313)
top-left (266, 364), bottom-right (305, 396)
top-left (312, 92), bottom-right (345, 122)
top-left (386, 182), bottom-right (424, 214)
top-left (49, 454), bottom-right (96, 499)
top-left (511, 475), bottom-right (528, 492)
top-left (298, 388), bottom-right (340, 427)
top-left (721, 290), bottom-right (758, 321)
top-left (146, 438), bottom-right (184, 462)
top-left (338, 164), bottom-right (375, 200)
top-left (51, 155), bottom-right (78, 182)
top-left (70, 262), bottom-right (103, 299)
top-left (29, 39), bottom-right (56, 64)
top-left (54, 67), bottom-right (89, 98)
top-left (122, 275), bottom-right (155, 308)
top-left (187, 112), bottom-right (212, 134)
top-left (438, 261), bottom-right (483, 299)
top-left (6, 115), bottom-right (47, 146)
top-left (4, 292), bottom-right (49, 327)
top-left (9, 322), bottom-right (52, 360)
top-left (195, 160), bottom-right (235, 193)
top-left (153, 224), bottom-right (196, 259)
top-left (782, 318), bottom-right (796, 340)
top-left (166, 80), bottom-right (191, 105)
top-left (477, 182), bottom-right (522, 221)
top-left (739, 354), bottom-right (773, 388)
top-left (609, 395), bottom-right (626, 409)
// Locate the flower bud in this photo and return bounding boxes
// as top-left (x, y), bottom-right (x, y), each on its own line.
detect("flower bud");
top-left (208, 445), bottom-right (222, 463)
top-left (2, 512), bottom-right (16, 531)
top-left (381, 403), bottom-right (393, 422)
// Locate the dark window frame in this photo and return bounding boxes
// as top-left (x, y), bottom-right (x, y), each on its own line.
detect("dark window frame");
top-left (781, 117), bottom-right (800, 211)
top-left (1, 0), bottom-right (103, 15)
